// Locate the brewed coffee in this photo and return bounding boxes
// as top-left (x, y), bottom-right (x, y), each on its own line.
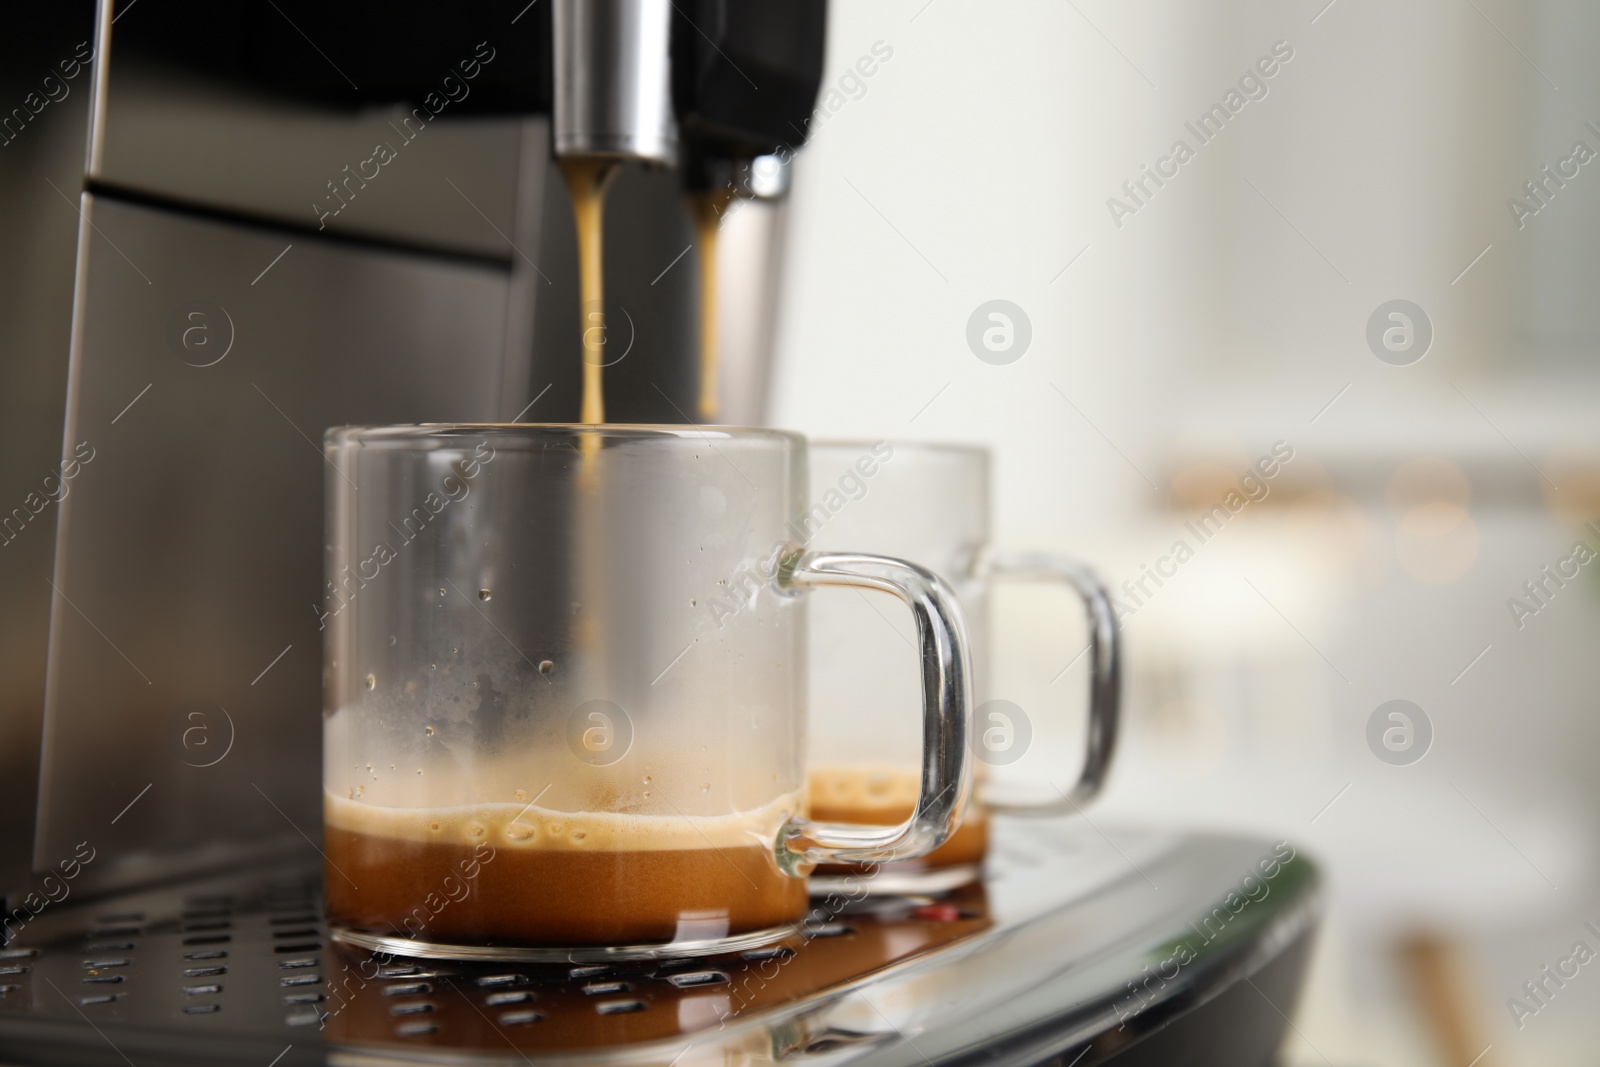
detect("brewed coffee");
top-left (324, 792), bottom-right (807, 945)
top-left (808, 768), bottom-right (988, 870)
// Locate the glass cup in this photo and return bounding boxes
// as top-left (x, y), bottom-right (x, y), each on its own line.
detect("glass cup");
top-left (320, 425), bottom-right (973, 960)
top-left (805, 441), bottom-right (1120, 887)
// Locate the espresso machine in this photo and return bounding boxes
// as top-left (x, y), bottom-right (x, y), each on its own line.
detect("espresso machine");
top-left (0, 2), bottom-right (1318, 1063)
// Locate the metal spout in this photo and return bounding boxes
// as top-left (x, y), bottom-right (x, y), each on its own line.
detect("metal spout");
top-left (553, 0), bottom-right (677, 164)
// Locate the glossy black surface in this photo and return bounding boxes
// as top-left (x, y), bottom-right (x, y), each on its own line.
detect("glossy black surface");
top-left (0, 821), bottom-right (1319, 1066)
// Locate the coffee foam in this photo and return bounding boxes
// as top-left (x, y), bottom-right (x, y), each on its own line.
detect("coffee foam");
top-left (324, 789), bottom-right (804, 853)
top-left (808, 766), bottom-right (922, 813)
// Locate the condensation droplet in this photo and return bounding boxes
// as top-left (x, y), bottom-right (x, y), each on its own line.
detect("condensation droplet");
top-left (429, 821), bottom-right (441, 832)
top-left (388, 635), bottom-right (397, 646)
top-left (365, 673), bottom-right (376, 690)
top-left (538, 660), bottom-right (554, 675)
top-left (513, 789), bottom-right (528, 801)
top-left (479, 588), bottom-right (492, 601)
top-left (438, 587), bottom-right (446, 597)
top-left (505, 822), bottom-right (535, 841)
top-left (467, 823), bottom-right (485, 837)
top-left (700, 783), bottom-right (710, 793)
top-left (424, 726), bottom-right (435, 736)
top-left (689, 598), bottom-right (696, 607)
top-left (643, 775), bottom-right (653, 784)
top-left (416, 768), bottom-right (424, 775)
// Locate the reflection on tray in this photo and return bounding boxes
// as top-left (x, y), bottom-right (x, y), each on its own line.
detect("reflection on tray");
top-left (321, 884), bottom-right (992, 1056)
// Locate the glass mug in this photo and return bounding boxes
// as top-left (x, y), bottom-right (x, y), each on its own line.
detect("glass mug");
top-left (805, 441), bottom-right (1120, 883)
top-left (320, 425), bottom-right (973, 960)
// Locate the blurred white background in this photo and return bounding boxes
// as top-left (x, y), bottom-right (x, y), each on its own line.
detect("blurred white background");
top-left (771, 1), bottom-right (1600, 1064)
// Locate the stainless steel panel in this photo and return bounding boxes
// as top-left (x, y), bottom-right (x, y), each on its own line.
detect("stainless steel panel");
top-left (0, 1), bottom-right (98, 905)
top-left (37, 195), bottom-right (517, 890)
top-left (97, 59), bottom-right (526, 260)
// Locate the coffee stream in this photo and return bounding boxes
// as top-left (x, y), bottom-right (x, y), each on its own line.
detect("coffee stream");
top-left (558, 159), bottom-right (619, 425)
top-left (560, 161), bottom-right (733, 425)
top-left (556, 160), bottom-right (618, 732)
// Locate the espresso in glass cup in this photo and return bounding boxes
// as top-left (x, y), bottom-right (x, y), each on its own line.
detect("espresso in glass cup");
top-left (805, 441), bottom-right (1120, 885)
top-left (321, 426), bottom-right (973, 960)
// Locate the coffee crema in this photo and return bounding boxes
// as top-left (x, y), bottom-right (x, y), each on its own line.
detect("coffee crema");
top-left (807, 767), bottom-right (988, 870)
top-left (323, 792), bottom-right (807, 947)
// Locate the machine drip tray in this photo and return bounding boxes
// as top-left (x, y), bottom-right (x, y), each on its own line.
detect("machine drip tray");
top-left (0, 821), bottom-right (1319, 1067)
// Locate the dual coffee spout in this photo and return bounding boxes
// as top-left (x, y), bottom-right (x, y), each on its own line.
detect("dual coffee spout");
top-left (551, 0), bottom-right (825, 422)
top-left (552, 0), bottom-right (827, 173)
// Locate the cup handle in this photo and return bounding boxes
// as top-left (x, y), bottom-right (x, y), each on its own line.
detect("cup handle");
top-left (776, 550), bottom-right (974, 872)
top-left (979, 551), bottom-right (1121, 814)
